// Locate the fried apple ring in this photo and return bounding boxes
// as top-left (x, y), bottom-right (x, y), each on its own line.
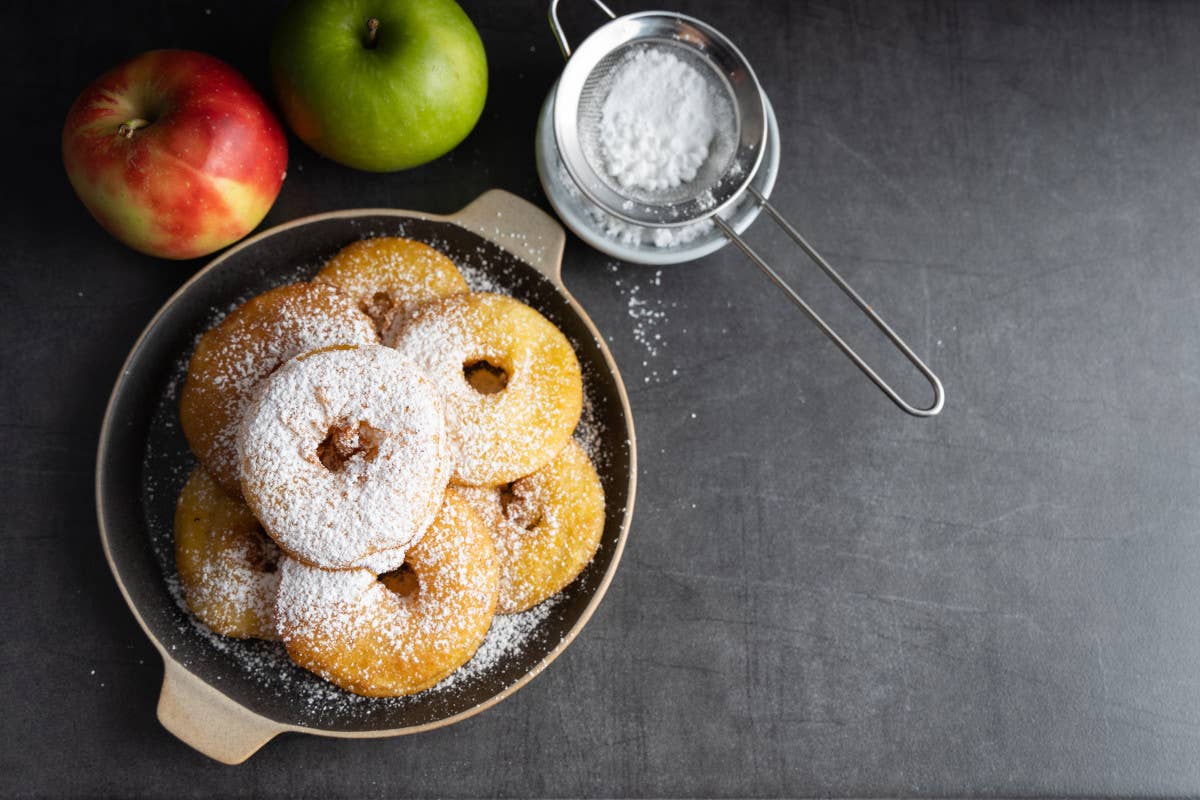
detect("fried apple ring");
top-left (275, 493), bottom-right (500, 697)
top-left (174, 467), bottom-right (281, 640)
top-left (387, 292), bottom-right (583, 487)
top-left (315, 236), bottom-right (468, 336)
top-left (237, 344), bottom-right (450, 569)
top-left (457, 440), bottom-right (604, 613)
top-left (179, 282), bottom-right (377, 498)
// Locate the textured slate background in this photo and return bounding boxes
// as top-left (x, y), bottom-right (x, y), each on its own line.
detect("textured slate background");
top-left (5, 0), bottom-right (1200, 796)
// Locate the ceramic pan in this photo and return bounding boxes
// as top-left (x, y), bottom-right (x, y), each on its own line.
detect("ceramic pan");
top-left (95, 190), bottom-right (636, 763)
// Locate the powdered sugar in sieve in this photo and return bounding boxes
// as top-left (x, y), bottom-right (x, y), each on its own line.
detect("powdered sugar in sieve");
top-left (580, 43), bottom-right (737, 204)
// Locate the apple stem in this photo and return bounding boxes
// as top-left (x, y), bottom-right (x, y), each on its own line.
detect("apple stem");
top-left (365, 17), bottom-right (380, 48)
top-left (117, 118), bottom-right (150, 139)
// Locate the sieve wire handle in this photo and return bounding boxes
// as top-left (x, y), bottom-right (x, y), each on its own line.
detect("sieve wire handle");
top-left (549, 0), bottom-right (617, 58)
top-left (714, 187), bottom-right (945, 417)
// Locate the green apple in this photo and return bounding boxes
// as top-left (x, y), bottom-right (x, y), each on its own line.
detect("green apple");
top-left (271, 0), bottom-right (487, 172)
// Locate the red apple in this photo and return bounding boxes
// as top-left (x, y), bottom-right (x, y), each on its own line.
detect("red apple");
top-left (62, 50), bottom-right (288, 260)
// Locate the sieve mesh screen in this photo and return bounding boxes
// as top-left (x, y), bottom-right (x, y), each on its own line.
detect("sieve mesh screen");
top-left (552, 10), bottom-right (767, 226)
top-left (576, 39), bottom-right (740, 209)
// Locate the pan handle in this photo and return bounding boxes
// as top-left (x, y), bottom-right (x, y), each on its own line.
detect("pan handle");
top-left (157, 658), bottom-right (282, 764)
top-left (452, 189), bottom-right (568, 290)
top-left (549, 0), bottom-right (617, 58)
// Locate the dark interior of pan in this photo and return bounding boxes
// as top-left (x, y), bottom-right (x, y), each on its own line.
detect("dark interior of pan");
top-left (97, 213), bottom-right (633, 732)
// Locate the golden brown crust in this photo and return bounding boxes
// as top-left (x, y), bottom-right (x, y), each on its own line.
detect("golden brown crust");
top-left (388, 292), bottom-right (583, 487)
top-left (174, 467), bottom-right (281, 640)
top-left (456, 440), bottom-right (605, 613)
top-left (179, 282), bottom-right (377, 498)
top-left (315, 237), bottom-right (468, 336)
top-left (275, 493), bottom-right (500, 697)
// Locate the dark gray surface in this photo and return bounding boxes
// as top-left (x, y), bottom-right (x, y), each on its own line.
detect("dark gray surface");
top-left (4, 0), bottom-right (1200, 796)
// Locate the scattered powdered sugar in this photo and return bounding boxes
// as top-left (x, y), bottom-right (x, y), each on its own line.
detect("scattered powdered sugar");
top-left (457, 262), bottom-right (505, 294)
top-left (459, 210), bottom-right (555, 272)
top-left (598, 48), bottom-right (719, 193)
top-left (625, 282), bottom-right (665, 358)
top-left (607, 263), bottom-right (681, 385)
top-left (433, 598), bottom-right (557, 692)
top-left (573, 376), bottom-right (608, 471)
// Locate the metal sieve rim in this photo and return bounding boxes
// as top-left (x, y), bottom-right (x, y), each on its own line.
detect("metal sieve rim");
top-left (553, 10), bottom-right (767, 228)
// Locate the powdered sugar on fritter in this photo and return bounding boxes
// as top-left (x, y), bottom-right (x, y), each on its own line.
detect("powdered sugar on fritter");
top-left (274, 495), bottom-right (505, 696)
top-left (179, 282), bottom-right (376, 497)
top-left (387, 293), bottom-right (582, 486)
top-left (238, 345), bottom-right (451, 569)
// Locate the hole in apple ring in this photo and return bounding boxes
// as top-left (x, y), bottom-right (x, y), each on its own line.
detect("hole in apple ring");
top-left (464, 359), bottom-right (509, 394)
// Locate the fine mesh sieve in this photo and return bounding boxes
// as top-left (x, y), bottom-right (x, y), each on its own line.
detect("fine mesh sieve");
top-left (548, 0), bottom-right (945, 417)
top-left (553, 6), bottom-right (766, 227)
top-left (575, 41), bottom-right (740, 209)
